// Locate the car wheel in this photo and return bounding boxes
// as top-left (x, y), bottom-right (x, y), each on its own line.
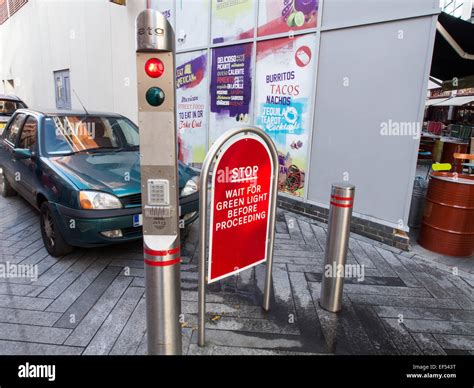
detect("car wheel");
top-left (0, 169), bottom-right (16, 197)
top-left (40, 202), bottom-right (74, 257)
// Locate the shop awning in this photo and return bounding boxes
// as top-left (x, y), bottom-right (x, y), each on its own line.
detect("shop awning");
top-left (434, 95), bottom-right (474, 106)
top-left (425, 97), bottom-right (451, 106)
top-left (431, 12), bottom-right (474, 81)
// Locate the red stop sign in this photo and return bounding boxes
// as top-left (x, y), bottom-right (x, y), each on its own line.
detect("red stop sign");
top-left (208, 135), bottom-right (274, 283)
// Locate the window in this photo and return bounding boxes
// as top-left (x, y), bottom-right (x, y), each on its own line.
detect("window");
top-left (4, 113), bottom-right (26, 145)
top-left (8, 0), bottom-right (28, 17)
top-left (18, 116), bottom-right (37, 150)
top-left (0, 99), bottom-right (26, 116)
top-left (43, 115), bottom-right (139, 155)
top-left (53, 70), bottom-right (71, 110)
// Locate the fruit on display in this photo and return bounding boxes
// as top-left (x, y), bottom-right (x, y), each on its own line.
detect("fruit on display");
top-left (282, 0), bottom-right (317, 27)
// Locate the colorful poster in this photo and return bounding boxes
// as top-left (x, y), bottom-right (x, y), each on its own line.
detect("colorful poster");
top-left (176, 0), bottom-right (210, 50)
top-left (258, 0), bottom-right (318, 37)
top-left (209, 43), bottom-right (253, 143)
top-left (176, 50), bottom-right (208, 165)
top-left (211, 0), bottom-right (255, 44)
top-left (254, 34), bottom-right (316, 197)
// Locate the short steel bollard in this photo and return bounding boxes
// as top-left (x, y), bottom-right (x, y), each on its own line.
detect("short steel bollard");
top-left (319, 183), bottom-right (355, 313)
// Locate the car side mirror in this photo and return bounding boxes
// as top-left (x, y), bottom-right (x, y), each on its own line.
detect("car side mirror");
top-left (13, 148), bottom-right (32, 159)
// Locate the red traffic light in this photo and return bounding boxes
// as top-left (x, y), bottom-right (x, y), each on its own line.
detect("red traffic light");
top-left (145, 58), bottom-right (164, 78)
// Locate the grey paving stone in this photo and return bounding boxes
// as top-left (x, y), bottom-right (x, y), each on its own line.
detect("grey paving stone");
top-left (0, 340), bottom-right (83, 355)
top-left (306, 272), bottom-right (406, 286)
top-left (310, 224), bottom-right (327, 249)
top-left (348, 293), bottom-right (460, 310)
top-left (110, 298), bottom-right (147, 355)
top-left (54, 266), bottom-right (122, 328)
top-left (0, 307), bottom-right (61, 326)
top-left (46, 258), bottom-right (113, 313)
top-left (348, 238), bottom-right (376, 269)
top-left (185, 312), bottom-right (299, 335)
top-left (298, 219), bottom-right (323, 250)
top-left (411, 333), bottom-right (446, 355)
top-left (351, 304), bottom-right (398, 355)
top-left (343, 284), bottom-right (432, 298)
top-left (288, 272), bottom-right (328, 353)
top-left (64, 275), bottom-right (132, 347)
top-left (0, 282), bottom-right (45, 297)
top-left (272, 264), bottom-right (295, 313)
top-left (189, 328), bottom-right (306, 351)
top-left (183, 301), bottom-right (265, 319)
top-left (434, 334), bottom-right (474, 351)
top-left (38, 255), bottom-right (98, 299)
top-left (373, 305), bottom-right (474, 322)
top-left (83, 286), bottom-right (143, 355)
top-left (396, 255), bottom-right (451, 299)
top-left (34, 253), bottom-right (82, 287)
top-left (381, 318), bottom-right (422, 355)
top-left (375, 249), bottom-right (421, 287)
top-left (187, 343), bottom-right (316, 355)
top-left (357, 240), bottom-right (397, 277)
top-left (0, 322), bottom-right (71, 345)
top-left (0, 295), bottom-right (52, 310)
top-left (401, 318), bottom-right (474, 336)
top-left (284, 214), bottom-right (304, 241)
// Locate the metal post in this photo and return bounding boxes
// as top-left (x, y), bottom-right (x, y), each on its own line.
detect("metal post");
top-left (198, 126), bottom-right (279, 346)
top-left (136, 10), bottom-right (182, 355)
top-left (319, 183), bottom-right (355, 313)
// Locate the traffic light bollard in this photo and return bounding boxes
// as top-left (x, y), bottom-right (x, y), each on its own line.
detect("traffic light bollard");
top-left (136, 9), bottom-right (182, 355)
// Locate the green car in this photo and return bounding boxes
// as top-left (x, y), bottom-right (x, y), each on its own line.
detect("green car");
top-left (0, 109), bottom-right (199, 257)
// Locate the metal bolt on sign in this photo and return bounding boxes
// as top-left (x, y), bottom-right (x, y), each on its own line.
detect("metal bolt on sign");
top-left (319, 183), bottom-right (356, 313)
top-left (198, 126), bottom-right (279, 347)
top-left (136, 9), bottom-right (181, 355)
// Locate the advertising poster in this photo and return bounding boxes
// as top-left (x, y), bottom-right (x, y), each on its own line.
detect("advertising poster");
top-left (211, 0), bottom-right (255, 44)
top-left (176, 50), bottom-right (208, 165)
top-left (209, 43), bottom-right (253, 143)
top-left (150, 0), bottom-right (175, 27)
top-left (176, 0), bottom-right (210, 50)
top-left (254, 34), bottom-right (316, 197)
top-left (258, 0), bottom-right (318, 37)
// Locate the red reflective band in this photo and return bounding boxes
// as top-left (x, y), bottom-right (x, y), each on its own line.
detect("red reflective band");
top-left (144, 247), bottom-right (180, 256)
top-left (144, 258), bottom-right (181, 267)
top-left (145, 58), bottom-right (164, 78)
top-left (330, 201), bottom-right (353, 208)
top-left (331, 195), bottom-right (353, 201)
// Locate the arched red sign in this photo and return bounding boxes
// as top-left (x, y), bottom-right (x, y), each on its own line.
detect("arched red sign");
top-left (208, 135), bottom-right (274, 282)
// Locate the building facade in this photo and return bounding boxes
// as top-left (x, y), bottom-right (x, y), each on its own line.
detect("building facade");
top-left (0, 0), bottom-right (441, 248)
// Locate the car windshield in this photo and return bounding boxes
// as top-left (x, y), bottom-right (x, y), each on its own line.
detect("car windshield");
top-left (43, 115), bottom-right (139, 155)
top-left (0, 99), bottom-right (26, 116)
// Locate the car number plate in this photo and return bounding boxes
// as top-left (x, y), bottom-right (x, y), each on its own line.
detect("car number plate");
top-left (133, 214), bottom-right (143, 227)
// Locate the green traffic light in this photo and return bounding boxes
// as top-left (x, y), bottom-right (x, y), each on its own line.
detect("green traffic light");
top-left (145, 87), bottom-right (165, 107)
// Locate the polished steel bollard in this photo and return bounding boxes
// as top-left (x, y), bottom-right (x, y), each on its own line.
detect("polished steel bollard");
top-left (319, 183), bottom-right (355, 313)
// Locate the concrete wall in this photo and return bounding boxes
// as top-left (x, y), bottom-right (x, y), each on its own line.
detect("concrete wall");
top-left (308, 2), bottom-right (439, 229)
top-left (0, 0), bottom-right (145, 123)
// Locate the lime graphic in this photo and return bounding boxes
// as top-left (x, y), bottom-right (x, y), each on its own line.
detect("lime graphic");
top-left (294, 11), bottom-right (305, 27)
top-left (287, 12), bottom-right (297, 27)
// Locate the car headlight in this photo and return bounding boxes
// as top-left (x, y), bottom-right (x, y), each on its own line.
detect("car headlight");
top-left (79, 191), bottom-right (123, 210)
top-left (181, 176), bottom-right (199, 197)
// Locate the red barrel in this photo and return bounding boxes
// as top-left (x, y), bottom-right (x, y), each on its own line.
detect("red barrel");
top-left (440, 140), bottom-right (468, 172)
top-left (418, 172), bottom-right (474, 257)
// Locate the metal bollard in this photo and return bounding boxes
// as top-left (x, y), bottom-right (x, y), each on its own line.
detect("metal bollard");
top-left (319, 183), bottom-right (355, 313)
